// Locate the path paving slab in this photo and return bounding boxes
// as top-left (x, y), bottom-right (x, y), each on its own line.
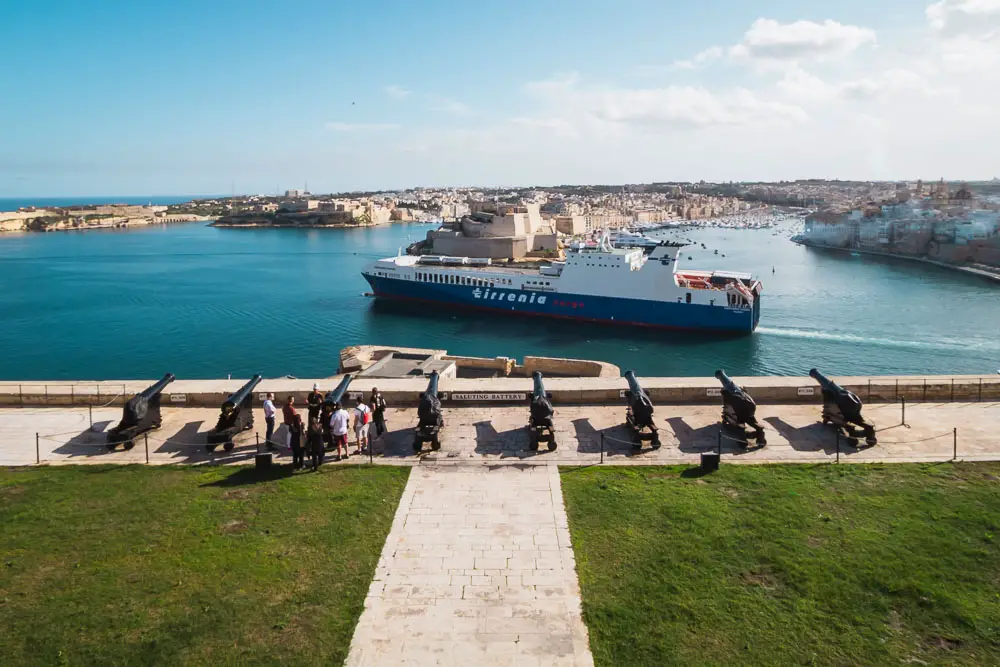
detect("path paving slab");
top-left (345, 465), bottom-right (594, 667)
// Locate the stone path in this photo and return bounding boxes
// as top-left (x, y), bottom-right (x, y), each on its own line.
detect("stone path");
top-left (3, 401), bottom-right (998, 467)
top-left (345, 465), bottom-right (594, 667)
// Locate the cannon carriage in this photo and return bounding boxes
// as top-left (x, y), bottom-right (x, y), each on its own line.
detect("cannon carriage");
top-left (715, 370), bottom-right (766, 447)
top-left (205, 375), bottom-right (263, 452)
top-left (107, 374), bottom-right (175, 450)
top-left (623, 371), bottom-right (660, 449)
top-left (528, 371), bottom-right (557, 451)
top-left (810, 369), bottom-right (877, 447)
top-left (413, 371), bottom-right (444, 452)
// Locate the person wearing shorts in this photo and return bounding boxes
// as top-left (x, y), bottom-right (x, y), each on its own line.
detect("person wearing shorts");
top-left (329, 402), bottom-right (351, 461)
top-left (353, 397), bottom-right (372, 454)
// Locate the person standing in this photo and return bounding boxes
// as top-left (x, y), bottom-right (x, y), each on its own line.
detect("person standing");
top-left (307, 383), bottom-right (323, 423)
top-left (369, 387), bottom-right (387, 440)
top-left (263, 392), bottom-right (277, 450)
top-left (353, 396), bottom-right (372, 455)
top-left (330, 401), bottom-right (351, 461)
top-left (283, 396), bottom-right (304, 469)
top-left (306, 416), bottom-right (325, 471)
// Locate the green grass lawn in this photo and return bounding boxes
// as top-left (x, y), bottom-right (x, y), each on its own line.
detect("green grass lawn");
top-left (0, 464), bottom-right (409, 666)
top-left (561, 463), bottom-right (1000, 666)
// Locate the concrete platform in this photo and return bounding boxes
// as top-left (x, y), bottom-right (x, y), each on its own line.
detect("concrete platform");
top-left (2, 401), bottom-right (997, 467)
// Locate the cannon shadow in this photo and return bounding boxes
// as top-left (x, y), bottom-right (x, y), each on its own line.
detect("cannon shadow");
top-left (764, 417), bottom-right (840, 455)
top-left (51, 427), bottom-right (118, 460)
top-left (474, 421), bottom-right (551, 459)
top-left (665, 417), bottom-right (724, 453)
top-left (376, 426), bottom-right (419, 458)
top-left (201, 465), bottom-right (295, 487)
top-left (571, 418), bottom-right (643, 457)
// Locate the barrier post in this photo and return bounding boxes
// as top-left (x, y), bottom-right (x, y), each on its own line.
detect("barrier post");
top-left (953, 427), bottom-right (957, 462)
top-left (255, 432), bottom-right (260, 455)
top-left (19, 384), bottom-right (23, 408)
top-left (717, 430), bottom-right (722, 456)
top-left (71, 385), bottom-right (74, 404)
top-left (835, 431), bottom-right (840, 464)
top-left (867, 379), bottom-right (871, 402)
top-left (144, 433), bottom-right (149, 464)
top-left (89, 404), bottom-right (93, 428)
top-left (369, 440), bottom-right (374, 465)
top-left (901, 397), bottom-right (906, 427)
top-left (979, 378), bottom-right (983, 402)
top-left (894, 378), bottom-right (898, 400)
top-left (600, 433), bottom-right (604, 464)
top-left (35, 433), bottom-right (40, 464)
top-left (950, 378), bottom-right (955, 402)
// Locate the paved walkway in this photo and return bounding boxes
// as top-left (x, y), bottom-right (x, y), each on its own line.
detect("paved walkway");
top-left (345, 465), bottom-right (593, 667)
top-left (2, 401), bottom-right (998, 467)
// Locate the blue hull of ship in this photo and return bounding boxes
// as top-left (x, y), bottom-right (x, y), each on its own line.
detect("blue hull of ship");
top-left (364, 275), bottom-right (759, 333)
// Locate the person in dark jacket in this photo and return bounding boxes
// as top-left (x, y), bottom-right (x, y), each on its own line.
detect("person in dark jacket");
top-left (282, 396), bottom-right (304, 469)
top-left (306, 384), bottom-right (323, 423)
top-left (370, 387), bottom-right (388, 439)
top-left (306, 416), bottom-right (325, 471)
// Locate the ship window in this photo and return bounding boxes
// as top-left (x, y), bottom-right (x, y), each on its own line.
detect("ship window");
top-left (686, 292), bottom-right (692, 304)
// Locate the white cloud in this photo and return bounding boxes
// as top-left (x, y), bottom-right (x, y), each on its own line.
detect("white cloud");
top-left (383, 85), bottom-right (410, 99)
top-left (729, 18), bottom-right (876, 62)
top-left (593, 86), bottom-right (807, 128)
top-left (670, 46), bottom-right (723, 70)
top-left (426, 95), bottom-right (471, 115)
top-left (326, 122), bottom-right (400, 131)
top-left (524, 71), bottom-right (581, 94)
top-left (927, 0), bottom-right (1000, 34)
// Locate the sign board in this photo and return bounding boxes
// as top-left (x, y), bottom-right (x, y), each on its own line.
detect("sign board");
top-left (619, 389), bottom-right (628, 399)
top-left (258, 393), bottom-right (268, 401)
top-left (347, 391), bottom-right (363, 401)
top-left (169, 394), bottom-right (187, 403)
top-left (450, 393), bottom-right (526, 402)
top-left (706, 388), bottom-right (722, 397)
top-left (797, 387), bottom-right (815, 396)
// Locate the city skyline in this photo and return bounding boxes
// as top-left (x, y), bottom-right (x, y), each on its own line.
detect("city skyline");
top-left (2, 0), bottom-right (998, 196)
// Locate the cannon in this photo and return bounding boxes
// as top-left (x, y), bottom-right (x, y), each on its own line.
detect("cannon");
top-left (810, 369), bottom-right (877, 447)
top-left (324, 374), bottom-right (354, 406)
top-left (715, 370), bottom-right (765, 447)
top-left (528, 371), bottom-right (557, 451)
top-left (623, 371), bottom-right (660, 449)
top-left (413, 371), bottom-right (444, 452)
top-left (206, 375), bottom-right (263, 452)
top-left (107, 373), bottom-right (175, 450)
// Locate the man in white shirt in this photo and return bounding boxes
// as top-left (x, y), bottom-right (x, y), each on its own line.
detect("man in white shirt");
top-left (329, 402), bottom-right (351, 461)
top-left (262, 393), bottom-right (277, 450)
top-left (353, 397), bottom-right (372, 455)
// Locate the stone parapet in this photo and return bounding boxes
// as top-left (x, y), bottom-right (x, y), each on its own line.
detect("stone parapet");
top-left (1, 375), bottom-right (997, 408)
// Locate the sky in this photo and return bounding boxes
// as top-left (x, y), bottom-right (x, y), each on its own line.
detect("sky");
top-left (1, 0), bottom-right (998, 196)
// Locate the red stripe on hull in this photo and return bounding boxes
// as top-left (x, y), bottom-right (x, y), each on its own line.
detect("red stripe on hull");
top-left (371, 290), bottom-right (753, 333)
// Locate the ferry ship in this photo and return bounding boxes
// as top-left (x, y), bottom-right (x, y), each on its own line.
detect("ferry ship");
top-left (362, 236), bottom-right (762, 333)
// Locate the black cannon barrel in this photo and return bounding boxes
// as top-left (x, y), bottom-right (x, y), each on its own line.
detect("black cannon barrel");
top-left (139, 373), bottom-right (175, 399)
top-left (809, 368), bottom-right (841, 392)
top-left (715, 369), bottom-right (740, 394)
top-left (424, 370), bottom-right (440, 398)
top-left (324, 374), bottom-right (354, 406)
top-left (624, 370), bottom-right (646, 397)
top-left (532, 371), bottom-right (546, 399)
top-left (223, 375), bottom-right (262, 410)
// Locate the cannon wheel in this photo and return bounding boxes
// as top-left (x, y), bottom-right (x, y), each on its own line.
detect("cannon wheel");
top-left (223, 441), bottom-right (235, 453)
top-left (865, 436), bottom-right (878, 447)
top-left (528, 430), bottom-right (539, 451)
top-left (431, 437), bottom-right (441, 451)
top-left (651, 433), bottom-right (661, 449)
top-left (123, 440), bottom-right (136, 451)
top-left (547, 439), bottom-right (556, 451)
top-left (412, 439), bottom-right (422, 453)
top-left (106, 443), bottom-right (117, 452)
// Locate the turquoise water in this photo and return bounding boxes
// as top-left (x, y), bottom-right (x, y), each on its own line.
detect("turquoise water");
top-left (0, 222), bottom-right (998, 380)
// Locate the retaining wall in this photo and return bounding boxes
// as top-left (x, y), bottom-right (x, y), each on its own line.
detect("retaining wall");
top-left (1, 375), bottom-right (998, 409)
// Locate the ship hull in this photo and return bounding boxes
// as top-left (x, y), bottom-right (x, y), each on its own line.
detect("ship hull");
top-left (364, 275), bottom-right (759, 332)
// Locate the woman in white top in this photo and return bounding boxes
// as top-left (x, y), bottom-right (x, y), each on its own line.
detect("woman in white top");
top-left (353, 397), bottom-right (372, 454)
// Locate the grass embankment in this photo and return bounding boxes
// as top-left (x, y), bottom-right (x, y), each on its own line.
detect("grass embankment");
top-left (0, 465), bottom-right (409, 665)
top-left (561, 464), bottom-right (1000, 666)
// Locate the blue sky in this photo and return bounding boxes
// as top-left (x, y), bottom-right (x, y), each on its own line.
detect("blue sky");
top-left (1, 0), bottom-right (997, 195)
